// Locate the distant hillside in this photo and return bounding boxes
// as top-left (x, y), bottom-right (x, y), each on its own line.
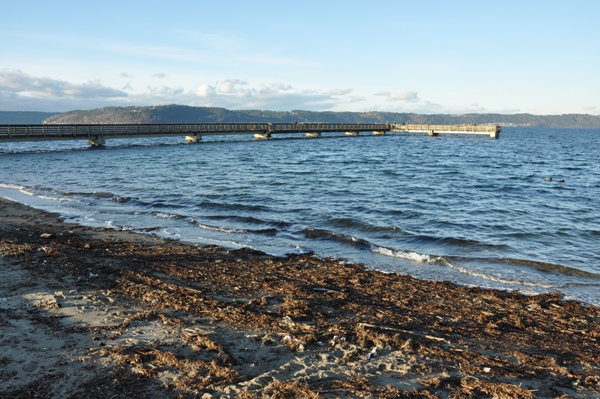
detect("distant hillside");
top-left (31, 105), bottom-right (600, 129)
top-left (0, 111), bottom-right (60, 124)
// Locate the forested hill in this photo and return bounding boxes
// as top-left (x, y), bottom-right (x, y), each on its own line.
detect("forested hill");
top-left (6, 105), bottom-right (600, 128)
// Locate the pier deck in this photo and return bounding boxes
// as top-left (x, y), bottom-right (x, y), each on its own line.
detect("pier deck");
top-left (0, 122), bottom-right (501, 146)
top-left (392, 124), bottom-right (501, 138)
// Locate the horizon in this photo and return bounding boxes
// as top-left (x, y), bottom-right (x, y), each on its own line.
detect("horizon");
top-left (1, 1), bottom-right (599, 115)
top-left (3, 105), bottom-right (600, 118)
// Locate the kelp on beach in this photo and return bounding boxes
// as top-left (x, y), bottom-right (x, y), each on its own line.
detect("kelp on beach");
top-left (1, 199), bottom-right (599, 398)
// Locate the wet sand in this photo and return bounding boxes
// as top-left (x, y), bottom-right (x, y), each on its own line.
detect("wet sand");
top-left (1, 197), bottom-right (599, 398)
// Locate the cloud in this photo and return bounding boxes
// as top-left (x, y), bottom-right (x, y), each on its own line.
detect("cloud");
top-left (374, 90), bottom-right (419, 102)
top-left (0, 70), bottom-right (364, 113)
top-left (148, 85), bottom-right (184, 95)
top-left (196, 84), bottom-right (216, 97)
top-left (0, 70), bottom-right (127, 99)
top-left (185, 79), bottom-right (361, 111)
top-left (121, 72), bottom-right (134, 78)
top-left (152, 72), bottom-right (167, 78)
top-left (217, 79), bottom-right (246, 94)
top-left (349, 96), bottom-right (366, 103)
top-left (270, 82), bottom-right (292, 91)
top-left (326, 88), bottom-right (352, 96)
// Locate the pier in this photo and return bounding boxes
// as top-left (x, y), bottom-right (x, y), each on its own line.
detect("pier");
top-left (392, 124), bottom-right (501, 138)
top-left (0, 123), bottom-right (501, 146)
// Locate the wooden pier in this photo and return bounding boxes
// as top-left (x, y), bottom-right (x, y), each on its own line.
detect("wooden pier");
top-left (0, 122), bottom-right (501, 146)
top-left (392, 124), bottom-right (501, 138)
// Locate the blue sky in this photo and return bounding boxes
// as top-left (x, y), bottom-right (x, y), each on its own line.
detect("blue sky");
top-left (1, 0), bottom-right (599, 114)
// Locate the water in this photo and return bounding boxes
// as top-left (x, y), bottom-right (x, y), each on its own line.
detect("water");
top-left (2, 128), bottom-right (600, 306)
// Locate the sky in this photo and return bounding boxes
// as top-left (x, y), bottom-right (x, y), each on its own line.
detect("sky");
top-left (1, 1), bottom-right (599, 115)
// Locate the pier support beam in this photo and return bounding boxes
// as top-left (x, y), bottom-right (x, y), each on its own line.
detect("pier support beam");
top-left (306, 132), bottom-right (321, 138)
top-left (185, 135), bottom-right (201, 143)
top-left (373, 131), bottom-right (386, 136)
top-left (428, 130), bottom-right (439, 137)
top-left (490, 130), bottom-right (500, 139)
top-left (254, 133), bottom-right (271, 140)
top-left (345, 131), bottom-right (359, 136)
top-left (87, 136), bottom-right (105, 147)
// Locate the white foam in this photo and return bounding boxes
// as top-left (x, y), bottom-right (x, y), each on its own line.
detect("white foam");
top-left (372, 246), bottom-right (436, 263)
top-left (155, 212), bottom-right (182, 219)
top-left (195, 223), bottom-right (246, 234)
top-left (443, 259), bottom-right (557, 289)
top-left (0, 183), bottom-right (35, 196)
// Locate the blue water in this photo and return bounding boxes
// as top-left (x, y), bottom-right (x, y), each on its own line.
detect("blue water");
top-left (1, 128), bottom-right (600, 306)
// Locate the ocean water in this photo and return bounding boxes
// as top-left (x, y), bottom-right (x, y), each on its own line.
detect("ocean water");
top-left (1, 128), bottom-right (599, 306)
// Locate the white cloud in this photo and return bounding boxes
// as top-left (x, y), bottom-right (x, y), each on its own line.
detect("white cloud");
top-left (121, 72), bottom-right (134, 78)
top-left (196, 84), bottom-right (216, 97)
top-left (326, 88), bottom-right (352, 96)
top-left (188, 79), bottom-right (357, 111)
top-left (152, 72), bottom-right (167, 78)
top-left (217, 79), bottom-right (246, 94)
top-left (0, 70), bottom-right (127, 99)
top-left (2, 70), bottom-right (450, 113)
top-left (149, 85), bottom-right (184, 95)
top-left (349, 96), bottom-right (366, 103)
top-left (374, 90), bottom-right (419, 102)
top-left (270, 82), bottom-right (292, 91)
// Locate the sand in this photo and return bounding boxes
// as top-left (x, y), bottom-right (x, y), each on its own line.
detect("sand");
top-left (0, 196), bottom-right (599, 398)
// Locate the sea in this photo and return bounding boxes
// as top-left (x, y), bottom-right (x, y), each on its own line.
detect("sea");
top-left (1, 128), bottom-right (599, 307)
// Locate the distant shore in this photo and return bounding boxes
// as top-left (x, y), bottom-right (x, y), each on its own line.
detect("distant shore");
top-left (3, 106), bottom-right (600, 128)
top-left (1, 196), bottom-right (599, 398)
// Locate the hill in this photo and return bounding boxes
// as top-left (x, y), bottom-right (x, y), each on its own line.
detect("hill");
top-left (6, 105), bottom-right (600, 128)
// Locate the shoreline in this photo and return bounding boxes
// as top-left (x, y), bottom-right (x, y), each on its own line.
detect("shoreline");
top-left (1, 196), bottom-right (599, 398)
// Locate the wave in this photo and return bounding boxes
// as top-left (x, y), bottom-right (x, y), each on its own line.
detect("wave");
top-left (155, 212), bottom-right (185, 220)
top-left (205, 214), bottom-right (291, 228)
top-left (187, 218), bottom-right (278, 236)
top-left (301, 228), bottom-right (372, 249)
top-left (401, 233), bottom-right (508, 250)
top-left (0, 183), bottom-right (93, 204)
top-left (105, 220), bottom-right (160, 233)
top-left (197, 200), bottom-right (270, 212)
top-left (325, 217), bottom-right (406, 235)
top-left (441, 257), bottom-right (558, 289)
top-left (372, 246), bottom-right (440, 264)
top-left (447, 256), bottom-right (600, 279)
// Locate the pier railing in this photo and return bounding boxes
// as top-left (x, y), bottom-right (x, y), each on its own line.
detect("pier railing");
top-left (0, 123), bottom-right (388, 140)
top-left (392, 124), bottom-right (501, 138)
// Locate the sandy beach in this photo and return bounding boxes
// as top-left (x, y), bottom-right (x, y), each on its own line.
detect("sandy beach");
top-left (1, 197), bottom-right (599, 398)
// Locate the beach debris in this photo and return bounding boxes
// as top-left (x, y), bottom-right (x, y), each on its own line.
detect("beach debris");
top-left (40, 233), bottom-right (55, 238)
top-left (3, 213), bottom-right (600, 398)
top-left (280, 315), bottom-right (295, 329)
top-left (89, 272), bottom-right (99, 278)
top-left (282, 335), bottom-right (306, 352)
top-left (245, 334), bottom-right (262, 341)
top-left (425, 335), bottom-right (446, 342)
top-left (365, 347), bottom-right (378, 360)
